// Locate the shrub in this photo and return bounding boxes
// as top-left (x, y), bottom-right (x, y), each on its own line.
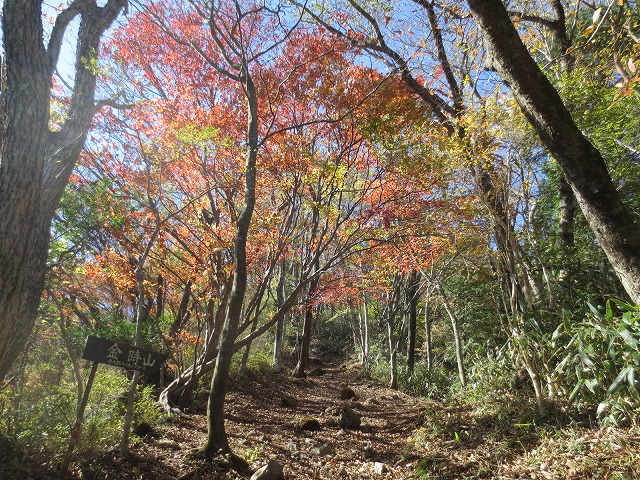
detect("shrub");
top-left (554, 299), bottom-right (640, 425)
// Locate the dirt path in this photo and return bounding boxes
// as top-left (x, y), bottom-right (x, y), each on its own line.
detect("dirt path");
top-left (26, 359), bottom-right (640, 479)
top-left (125, 360), bottom-right (427, 479)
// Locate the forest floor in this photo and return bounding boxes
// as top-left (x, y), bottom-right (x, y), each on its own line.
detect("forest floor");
top-left (5, 357), bottom-right (640, 479)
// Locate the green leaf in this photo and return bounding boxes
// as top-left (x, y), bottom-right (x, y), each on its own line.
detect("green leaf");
top-left (579, 351), bottom-right (595, 368)
top-left (608, 366), bottom-right (632, 394)
top-left (606, 300), bottom-right (613, 319)
top-left (584, 378), bottom-right (599, 393)
top-left (610, 298), bottom-right (637, 312)
top-left (626, 368), bottom-right (640, 401)
top-left (618, 329), bottom-right (638, 349)
top-left (587, 302), bottom-right (601, 316)
top-left (567, 379), bottom-right (585, 407)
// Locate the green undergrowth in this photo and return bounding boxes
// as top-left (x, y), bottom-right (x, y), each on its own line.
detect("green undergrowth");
top-left (407, 362), bottom-right (640, 479)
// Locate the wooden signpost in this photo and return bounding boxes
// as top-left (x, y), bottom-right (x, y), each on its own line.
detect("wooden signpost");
top-left (80, 335), bottom-right (169, 373)
top-left (63, 336), bottom-right (168, 470)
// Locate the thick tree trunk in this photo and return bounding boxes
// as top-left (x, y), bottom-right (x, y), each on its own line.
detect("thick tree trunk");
top-left (467, 0), bottom-right (640, 303)
top-left (0, 0), bottom-right (125, 381)
top-left (0, 1), bottom-right (54, 384)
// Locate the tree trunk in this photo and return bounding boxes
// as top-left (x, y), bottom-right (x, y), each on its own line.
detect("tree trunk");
top-left (362, 298), bottom-right (370, 370)
top-left (203, 70), bottom-right (258, 456)
top-left (424, 294), bottom-right (433, 370)
top-left (292, 272), bottom-right (319, 378)
top-left (292, 198), bottom-right (320, 378)
top-left (272, 262), bottom-right (287, 373)
top-left (437, 282), bottom-right (466, 387)
top-left (558, 173), bottom-right (577, 281)
top-left (406, 271), bottom-right (419, 376)
top-left (0, 0), bottom-right (125, 381)
top-left (359, 294), bottom-right (370, 370)
top-left (239, 315), bottom-right (258, 373)
top-left (388, 334), bottom-right (398, 390)
top-left (467, 0), bottom-right (640, 303)
top-left (385, 275), bottom-right (402, 390)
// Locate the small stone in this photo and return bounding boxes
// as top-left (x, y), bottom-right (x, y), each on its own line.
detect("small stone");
top-left (325, 417), bottom-right (338, 428)
top-left (325, 406), bottom-right (340, 416)
top-left (134, 422), bottom-right (154, 437)
top-left (373, 462), bottom-right (387, 474)
top-left (280, 396), bottom-right (294, 407)
top-left (299, 417), bottom-right (321, 431)
top-left (250, 459), bottom-right (284, 480)
top-left (363, 443), bottom-right (374, 458)
top-left (312, 444), bottom-right (333, 456)
top-left (339, 406), bottom-right (361, 429)
top-left (340, 384), bottom-right (356, 400)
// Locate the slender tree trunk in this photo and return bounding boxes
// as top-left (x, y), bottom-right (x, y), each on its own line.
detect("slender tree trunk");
top-left (406, 271), bottom-right (419, 376)
top-left (120, 209), bottom-right (161, 457)
top-left (362, 299), bottom-right (370, 370)
top-left (239, 314), bottom-right (258, 373)
top-left (292, 200), bottom-right (320, 378)
top-left (558, 173), bottom-right (577, 281)
top-left (272, 262), bottom-right (287, 373)
top-left (424, 294), bottom-right (433, 371)
top-left (359, 294), bottom-right (370, 370)
top-left (385, 275), bottom-right (402, 390)
top-left (292, 272), bottom-right (319, 378)
top-left (203, 68), bottom-right (258, 456)
top-left (437, 283), bottom-right (466, 387)
top-left (467, 0), bottom-right (640, 303)
top-left (387, 308), bottom-right (400, 390)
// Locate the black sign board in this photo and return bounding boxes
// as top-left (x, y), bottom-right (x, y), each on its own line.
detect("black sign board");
top-left (81, 335), bottom-right (168, 373)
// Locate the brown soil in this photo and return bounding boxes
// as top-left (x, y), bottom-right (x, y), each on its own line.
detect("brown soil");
top-left (70, 360), bottom-right (426, 480)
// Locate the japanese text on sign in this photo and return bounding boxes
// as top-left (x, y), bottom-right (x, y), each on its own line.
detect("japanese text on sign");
top-left (81, 335), bottom-right (168, 373)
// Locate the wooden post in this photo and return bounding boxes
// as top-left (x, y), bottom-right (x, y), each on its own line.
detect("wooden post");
top-left (63, 361), bottom-right (98, 472)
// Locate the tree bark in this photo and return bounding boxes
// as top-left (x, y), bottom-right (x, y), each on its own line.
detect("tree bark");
top-left (0, 0), bottom-right (125, 381)
top-left (272, 261), bottom-right (287, 373)
top-left (406, 270), bottom-right (419, 376)
top-left (292, 194), bottom-right (320, 378)
top-left (203, 69), bottom-right (258, 456)
top-left (292, 269), bottom-right (319, 378)
top-left (467, 0), bottom-right (640, 303)
top-left (437, 282), bottom-right (466, 387)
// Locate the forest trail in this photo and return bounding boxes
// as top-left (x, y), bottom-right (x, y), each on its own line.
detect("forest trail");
top-left (74, 359), bottom-right (428, 479)
top-left (64, 359), bottom-right (640, 480)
